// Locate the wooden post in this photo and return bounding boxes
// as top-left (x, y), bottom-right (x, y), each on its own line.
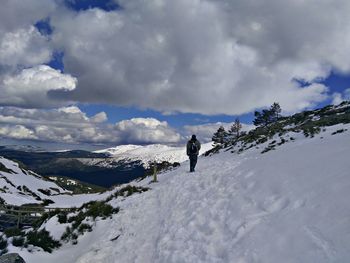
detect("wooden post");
top-left (153, 164), bottom-right (158, 182)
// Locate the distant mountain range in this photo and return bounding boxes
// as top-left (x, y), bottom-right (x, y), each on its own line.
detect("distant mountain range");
top-left (89, 143), bottom-right (213, 168)
top-left (0, 145), bottom-right (47, 152)
top-left (0, 143), bottom-right (212, 188)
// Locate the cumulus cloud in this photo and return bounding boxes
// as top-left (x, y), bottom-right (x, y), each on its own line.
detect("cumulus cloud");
top-left (2, 0), bottom-right (350, 113)
top-left (0, 125), bottom-right (37, 140)
top-left (0, 106), bottom-right (111, 143)
top-left (44, 0), bottom-right (350, 114)
top-left (332, 93), bottom-right (343, 106)
top-left (91, 112), bottom-right (108, 123)
top-left (0, 0), bottom-right (56, 33)
top-left (114, 118), bottom-right (181, 144)
top-left (0, 26), bottom-right (51, 68)
top-left (0, 0), bottom-right (79, 109)
top-left (0, 65), bottom-right (77, 108)
top-left (184, 122), bottom-right (255, 143)
top-left (0, 107), bottom-right (181, 145)
top-left (2, 0), bottom-right (350, 148)
top-left (331, 88), bottom-right (350, 105)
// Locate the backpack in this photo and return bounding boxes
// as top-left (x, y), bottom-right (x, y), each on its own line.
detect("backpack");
top-left (189, 141), bottom-right (198, 154)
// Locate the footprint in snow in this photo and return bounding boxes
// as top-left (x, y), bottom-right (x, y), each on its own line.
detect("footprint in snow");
top-left (304, 226), bottom-right (336, 260)
top-left (244, 171), bottom-right (254, 179)
top-left (260, 195), bottom-right (290, 213)
top-left (231, 218), bottom-right (262, 246)
top-left (291, 199), bottom-right (306, 209)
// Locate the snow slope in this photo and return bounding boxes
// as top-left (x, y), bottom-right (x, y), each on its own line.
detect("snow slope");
top-left (89, 143), bottom-right (213, 168)
top-left (0, 157), bottom-right (112, 207)
top-left (0, 157), bottom-right (69, 206)
top-left (14, 123), bottom-right (350, 263)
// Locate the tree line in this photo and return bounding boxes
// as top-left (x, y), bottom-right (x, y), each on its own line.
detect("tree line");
top-left (212, 102), bottom-right (282, 145)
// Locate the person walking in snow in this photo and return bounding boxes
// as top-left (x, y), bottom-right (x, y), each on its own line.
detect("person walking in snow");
top-left (186, 134), bottom-right (201, 172)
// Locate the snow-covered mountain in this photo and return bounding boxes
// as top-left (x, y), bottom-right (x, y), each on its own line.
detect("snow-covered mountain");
top-left (2, 103), bottom-right (350, 262)
top-left (0, 157), bottom-right (68, 206)
top-left (0, 157), bottom-right (112, 208)
top-left (88, 142), bottom-right (213, 168)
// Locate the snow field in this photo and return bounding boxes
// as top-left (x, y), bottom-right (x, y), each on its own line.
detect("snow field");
top-left (5, 123), bottom-right (350, 263)
top-left (43, 125), bottom-right (350, 263)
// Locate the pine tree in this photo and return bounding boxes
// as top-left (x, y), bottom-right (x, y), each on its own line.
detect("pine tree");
top-left (212, 126), bottom-right (228, 145)
top-left (229, 118), bottom-right (242, 139)
top-left (270, 102), bottom-right (281, 121)
top-left (253, 102), bottom-right (282, 127)
top-left (253, 109), bottom-right (272, 127)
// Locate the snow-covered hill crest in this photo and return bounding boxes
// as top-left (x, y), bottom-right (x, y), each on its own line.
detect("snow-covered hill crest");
top-left (89, 142), bottom-right (213, 168)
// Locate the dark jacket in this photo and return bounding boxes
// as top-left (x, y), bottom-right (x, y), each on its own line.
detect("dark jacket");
top-left (186, 139), bottom-right (201, 156)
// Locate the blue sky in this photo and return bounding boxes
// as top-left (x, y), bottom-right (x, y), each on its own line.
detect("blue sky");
top-left (1, 0), bottom-right (350, 149)
top-left (64, 0), bottom-right (120, 12)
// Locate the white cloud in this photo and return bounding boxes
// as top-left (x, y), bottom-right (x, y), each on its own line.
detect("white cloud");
top-left (0, 26), bottom-right (51, 67)
top-left (332, 93), bottom-right (343, 106)
top-left (0, 0), bottom-right (68, 109)
top-left (1, 0), bottom-right (349, 114)
top-left (114, 118), bottom-right (181, 144)
top-left (0, 65), bottom-right (77, 108)
top-left (58, 106), bottom-right (83, 115)
top-left (331, 88), bottom-right (350, 105)
top-left (91, 112), bottom-right (108, 123)
top-left (45, 0), bottom-right (350, 114)
top-left (0, 107), bottom-right (181, 145)
top-left (0, 0), bottom-right (56, 33)
top-left (0, 125), bottom-right (37, 140)
top-left (0, 106), bottom-right (105, 143)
